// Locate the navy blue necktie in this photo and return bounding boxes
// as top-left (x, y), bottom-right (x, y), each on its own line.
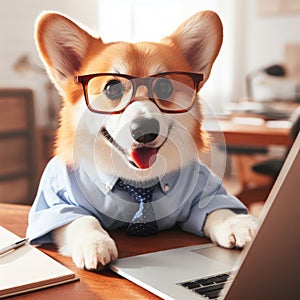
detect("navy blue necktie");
top-left (117, 179), bottom-right (159, 236)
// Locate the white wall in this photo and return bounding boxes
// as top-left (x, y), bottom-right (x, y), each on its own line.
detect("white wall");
top-left (245, 0), bottom-right (300, 72)
top-left (228, 0), bottom-right (300, 103)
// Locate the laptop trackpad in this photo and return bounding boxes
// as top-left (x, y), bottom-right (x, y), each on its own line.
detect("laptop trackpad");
top-left (192, 245), bottom-right (241, 267)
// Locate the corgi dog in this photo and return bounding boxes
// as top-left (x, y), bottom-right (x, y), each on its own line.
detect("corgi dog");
top-left (28, 10), bottom-right (258, 270)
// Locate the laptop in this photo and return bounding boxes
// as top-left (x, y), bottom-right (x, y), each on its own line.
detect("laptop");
top-left (110, 133), bottom-right (300, 300)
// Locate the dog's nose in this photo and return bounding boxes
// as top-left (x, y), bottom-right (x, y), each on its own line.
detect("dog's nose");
top-left (130, 118), bottom-right (160, 143)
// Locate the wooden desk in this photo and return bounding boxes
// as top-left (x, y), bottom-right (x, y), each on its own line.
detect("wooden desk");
top-left (206, 117), bottom-right (292, 147)
top-left (205, 116), bottom-right (293, 192)
top-left (0, 203), bottom-right (208, 300)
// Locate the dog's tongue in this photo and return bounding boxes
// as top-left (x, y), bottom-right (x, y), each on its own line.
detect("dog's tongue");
top-left (130, 147), bottom-right (157, 169)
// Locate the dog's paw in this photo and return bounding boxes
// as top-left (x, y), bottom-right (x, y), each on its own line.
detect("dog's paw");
top-left (72, 230), bottom-right (118, 270)
top-left (213, 214), bottom-right (258, 248)
top-left (204, 210), bottom-right (259, 249)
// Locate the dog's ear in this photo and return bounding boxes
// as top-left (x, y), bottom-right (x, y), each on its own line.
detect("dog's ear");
top-left (35, 11), bottom-right (99, 89)
top-left (163, 11), bottom-right (223, 85)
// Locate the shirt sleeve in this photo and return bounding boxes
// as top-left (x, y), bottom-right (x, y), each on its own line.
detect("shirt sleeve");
top-left (180, 163), bottom-right (248, 237)
top-left (26, 157), bottom-right (92, 245)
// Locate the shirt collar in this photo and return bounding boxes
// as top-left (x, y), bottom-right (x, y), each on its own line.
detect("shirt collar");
top-left (80, 159), bottom-right (180, 195)
top-left (79, 159), bottom-right (118, 195)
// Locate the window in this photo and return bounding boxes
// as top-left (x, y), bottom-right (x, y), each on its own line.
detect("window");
top-left (97, 0), bottom-right (241, 114)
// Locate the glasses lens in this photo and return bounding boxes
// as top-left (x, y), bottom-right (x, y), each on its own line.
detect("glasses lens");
top-left (153, 78), bottom-right (174, 100)
top-left (152, 74), bottom-right (196, 111)
top-left (87, 75), bottom-right (133, 112)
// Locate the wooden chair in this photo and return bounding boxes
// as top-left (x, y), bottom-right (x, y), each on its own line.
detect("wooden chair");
top-left (0, 88), bottom-right (38, 205)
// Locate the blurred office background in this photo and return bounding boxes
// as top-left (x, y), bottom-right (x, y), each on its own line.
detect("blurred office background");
top-left (0, 0), bottom-right (299, 207)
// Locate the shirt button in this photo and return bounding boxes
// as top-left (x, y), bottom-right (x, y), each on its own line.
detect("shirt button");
top-left (104, 184), bottom-right (110, 193)
top-left (164, 184), bottom-right (170, 193)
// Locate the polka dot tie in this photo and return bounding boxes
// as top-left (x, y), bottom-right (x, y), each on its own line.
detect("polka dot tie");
top-left (117, 179), bottom-right (159, 236)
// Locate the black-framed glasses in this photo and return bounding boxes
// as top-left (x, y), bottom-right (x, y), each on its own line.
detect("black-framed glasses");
top-left (75, 71), bottom-right (203, 114)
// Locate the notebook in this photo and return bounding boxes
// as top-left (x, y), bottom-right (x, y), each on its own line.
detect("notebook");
top-left (0, 226), bottom-right (78, 298)
top-left (110, 132), bottom-right (300, 300)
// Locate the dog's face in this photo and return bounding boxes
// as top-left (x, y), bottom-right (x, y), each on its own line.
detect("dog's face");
top-left (35, 11), bottom-right (222, 183)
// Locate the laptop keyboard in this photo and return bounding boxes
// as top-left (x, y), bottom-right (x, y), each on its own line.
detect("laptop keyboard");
top-left (179, 272), bottom-right (231, 299)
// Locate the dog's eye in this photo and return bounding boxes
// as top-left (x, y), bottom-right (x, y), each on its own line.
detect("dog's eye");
top-left (153, 78), bottom-right (174, 100)
top-left (104, 80), bottom-right (124, 100)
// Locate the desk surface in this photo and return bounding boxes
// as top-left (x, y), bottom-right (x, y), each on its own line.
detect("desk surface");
top-left (206, 117), bottom-right (292, 147)
top-left (0, 203), bottom-right (208, 300)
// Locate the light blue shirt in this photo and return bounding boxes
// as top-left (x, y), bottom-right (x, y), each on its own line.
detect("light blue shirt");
top-left (26, 157), bottom-right (247, 244)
